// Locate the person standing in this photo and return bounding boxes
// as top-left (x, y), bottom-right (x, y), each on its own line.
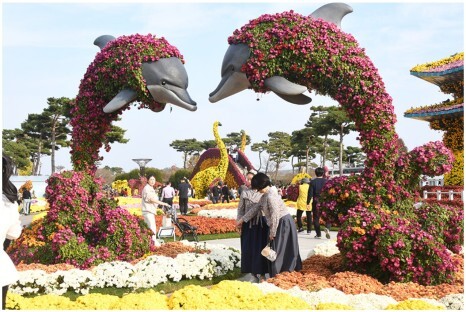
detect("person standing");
top-left (221, 182), bottom-right (230, 203)
top-left (236, 170), bottom-right (268, 282)
top-left (238, 169), bottom-right (256, 197)
top-left (21, 187), bottom-right (32, 215)
top-left (250, 172), bottom-right (302, 278)
top-left (296, 178), bottom-right (312, 234)
top-left (161, 182), bottom-right (175, 207)
top-left (178, 178), bottom-right (190, 215)
top-left (142, 176), bottom-right (170, 246)
top-left (2, 155), bottom-right (23, 310)
top-left (306, 167), bottom-right (329, 239)
top-left (211, 183), bottom-right (221, 204)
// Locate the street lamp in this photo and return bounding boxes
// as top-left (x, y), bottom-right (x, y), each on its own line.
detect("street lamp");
top-left (132, 158), bottom-right (152, 177)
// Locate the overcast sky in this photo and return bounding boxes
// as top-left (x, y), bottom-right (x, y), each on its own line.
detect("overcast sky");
top-left (2, 1), bottom-right (464, 175)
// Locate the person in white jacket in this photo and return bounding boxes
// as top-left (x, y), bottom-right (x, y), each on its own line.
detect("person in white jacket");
top-left (2, 155), bottom-right (23, 309)
top-left (142, 176), bottom-right (170, 246)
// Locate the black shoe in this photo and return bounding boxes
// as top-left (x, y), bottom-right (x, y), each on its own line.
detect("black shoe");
top-left (307, 230), bottom-right (312, 234)
top-left (314, 235), bottom-right (321, 239)
top-left (298, 227), bottom-right (304, 233)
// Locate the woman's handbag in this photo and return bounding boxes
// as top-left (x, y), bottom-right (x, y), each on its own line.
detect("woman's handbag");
top-left (261, 241), bottom-right (277, 262)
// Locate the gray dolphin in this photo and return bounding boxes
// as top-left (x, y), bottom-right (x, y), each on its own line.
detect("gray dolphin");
top-left (94, 35), bottom-right (197, 113)
top-left (209, 3), bottom-right (352, 104)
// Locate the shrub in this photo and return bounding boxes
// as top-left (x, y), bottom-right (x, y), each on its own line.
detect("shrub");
top-left (9, 170), bottom-right (154, 269)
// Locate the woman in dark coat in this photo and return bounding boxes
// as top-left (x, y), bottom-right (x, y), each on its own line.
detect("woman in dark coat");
top-left (236, 170), bottom-right (269, 282)
top-left (251, 172), bottom-right (302, 277)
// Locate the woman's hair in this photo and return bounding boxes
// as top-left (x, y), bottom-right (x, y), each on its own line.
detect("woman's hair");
top-left (250, 172), bottom-right (271, 191)
top-left (2, 154), bottom-right (18, 203)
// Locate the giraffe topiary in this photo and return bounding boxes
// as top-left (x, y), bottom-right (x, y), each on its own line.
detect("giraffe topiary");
top-left (190, 121), bottom-right (229, 199)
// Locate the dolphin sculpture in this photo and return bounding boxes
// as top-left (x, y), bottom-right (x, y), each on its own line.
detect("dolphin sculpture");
top-left (70, 33), bottom-right (197, 172)
top-left (95, 35), bottom-right (197, 113)
top-left (209, 3), bottom-right (353, 104)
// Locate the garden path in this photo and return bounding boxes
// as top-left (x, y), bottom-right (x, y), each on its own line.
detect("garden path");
top-left (212, 231), bottom-right (337, 282)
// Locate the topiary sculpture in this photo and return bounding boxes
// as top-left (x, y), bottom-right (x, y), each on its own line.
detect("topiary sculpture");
top-left (9, 34), bottom-right (197, 268)
top-left (190, 121), bottom-right (229, 198)
top-left (209, 3), bottom-right (458, 285)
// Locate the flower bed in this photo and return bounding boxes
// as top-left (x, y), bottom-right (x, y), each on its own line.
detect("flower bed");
top-left (7, 279), bottom-right (461, 310)
top-left (266, 241), bottom-right (464, 303)
top-left (10, 241), bottom-right (240, 296)
top-left (7, 240), bottom-right (464, 310)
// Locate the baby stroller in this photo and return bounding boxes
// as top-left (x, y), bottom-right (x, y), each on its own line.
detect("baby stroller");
top-left (165, 205), bottom-right (199, 242)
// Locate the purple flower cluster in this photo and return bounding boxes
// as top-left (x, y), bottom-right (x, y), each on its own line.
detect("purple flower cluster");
top-left (410, 141), bottom-right (454, 176)
top-left (18, 171), bottom-right (154, 269)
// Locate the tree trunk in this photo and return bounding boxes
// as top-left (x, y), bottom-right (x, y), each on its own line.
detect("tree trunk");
top-left (258, 151), bottom-right (263, 171)
top-left (51, 119), bottom-right (57, 174)
top-left (305, 147), bottom-right (310, 174)
top-left (183, 152), bottom-right (187, 169)
top-left (322, 135), bottom-right (328, 168)
top-left (33, 141), bottom-right (42, 176)
top-left (339, 124), bottom-right (344, 176)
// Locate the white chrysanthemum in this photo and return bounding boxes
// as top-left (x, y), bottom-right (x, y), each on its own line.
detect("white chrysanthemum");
top-left (307, 240), bottom-right (340, 258)
top-left (92, 261), bottom-right (136, 288)
top-left (346, 293), bottom-right (398, 310)
top-left (52, 269), bottom-right (94, 294)
top-left (197, 209), bottom-right (237, 219)
top-left (439, 293), bottom-right (464, 310)
top-left (254, 281), bottom-right (289, 294)
top-left (307, 288), bottom-right (350, 305)
top-left (133, 255), bottom-right (181, 288)
top-left (176, 253), bottom-right (215, 279)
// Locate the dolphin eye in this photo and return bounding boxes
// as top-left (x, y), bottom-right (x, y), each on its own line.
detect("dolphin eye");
top-left (161, 80), bottom-right (166, 85)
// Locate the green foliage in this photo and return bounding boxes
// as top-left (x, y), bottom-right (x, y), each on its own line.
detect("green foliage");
top-left (266, 131), bottom-right (291, 178)
top-left (170, 138), bottom-right (204, 169)
top-left (2, 136), bottom-right (30, 171)
top-left (170, 169), bottom-right (192, 189)
top-left (115, 167), bottom-right (163, 181)
top-left (223, 132), bottom-right (251, 149)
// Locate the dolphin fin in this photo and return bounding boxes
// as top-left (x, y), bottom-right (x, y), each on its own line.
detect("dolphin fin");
top-left (310, 3), bottom-right (353, 28)
top-left (273, 92), bottom-right (312, 105)
top-left (94, 35), bottom-right (116, 50)
top-left (103, 89), bottom-right (137, 113)
top-left (264, 76), bottom-right (308, 95)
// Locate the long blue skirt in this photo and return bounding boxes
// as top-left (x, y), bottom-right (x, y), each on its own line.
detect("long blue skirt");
top-left (269, 214), bottom-right (302, 277)
top-left (240, 217), bottom-right (269, 275)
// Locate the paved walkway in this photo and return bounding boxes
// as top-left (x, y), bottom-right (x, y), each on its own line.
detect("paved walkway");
top-left (210, 230), bottom-right (335, 260)
top-left (210, 230), bottom-right (337, 282)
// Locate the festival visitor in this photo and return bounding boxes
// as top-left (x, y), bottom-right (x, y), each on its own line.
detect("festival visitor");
top-left (178, 177), bottom-right (191, 215)
top-left (306, 167), bottom-right (330, 239)
top-left (323, 165), bottom-right (331, 179)
top-left (236, 170), bottom-right (268, 282)
top-left (161, 181), bottom-right (175, 207)
top-left (221, 182), bottom-right (230, 203)
top-left (142, 176), bottom-right (170, 246)
top-left (2, 155), bottom-right (23, 310)
top-left (21, 186), bottom-right (32, 215)
top-left (250, 172), bottom-right (302, 278)
top-left (238, 169), bottom-right (256, 196)
top-left (296, 178), bottom-right (312, 234)
top-left (211, 182), bottom-right (221, 204)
